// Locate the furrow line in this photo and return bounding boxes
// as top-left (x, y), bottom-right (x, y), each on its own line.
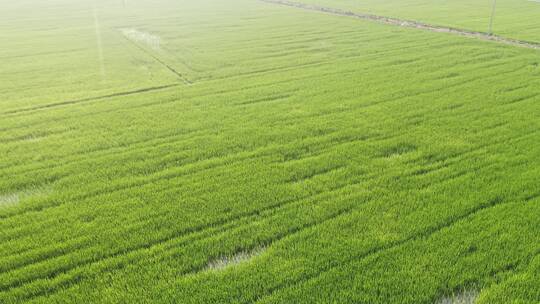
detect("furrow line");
top-left (17, 204), bottom-right (357, 303)
top-left (0, 84), bottom-right (180, 116)
top-left (252, 196), bottom-right (510, 303)
top-left (1, 181), bottom-right (365, 298)
top-left (0, 126), bottom-right (371, 222)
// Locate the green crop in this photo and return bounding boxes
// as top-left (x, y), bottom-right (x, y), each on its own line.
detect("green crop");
top-left (294, 0), bottom-right (540, 43)
top-left (1, 0), bottom-right (539, 303)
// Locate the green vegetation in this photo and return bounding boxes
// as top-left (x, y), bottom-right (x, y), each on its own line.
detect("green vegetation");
top-left (295, 0), bottom-right (540, 42)
top-left (1, 0), bottom-right (539, 303)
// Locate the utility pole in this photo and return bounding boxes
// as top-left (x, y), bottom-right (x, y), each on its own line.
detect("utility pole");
top-left (488, 0), bottom-right (497, 35)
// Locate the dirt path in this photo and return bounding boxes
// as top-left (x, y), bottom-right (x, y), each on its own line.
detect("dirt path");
top-left (260, 0), bottom-right (540, 51)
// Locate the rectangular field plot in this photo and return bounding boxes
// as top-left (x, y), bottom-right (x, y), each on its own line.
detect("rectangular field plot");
top-left (0, 0), bottom-right (180, 114)
top-left (293, 0), bottom-right (540, 43)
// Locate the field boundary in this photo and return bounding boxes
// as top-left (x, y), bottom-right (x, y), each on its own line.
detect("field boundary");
top-left (260, 0), bottom-right (540, 51)
top-left (121, 34), bottom-right (193, 85)
top-left (1, 84), bottom-right (180, 116)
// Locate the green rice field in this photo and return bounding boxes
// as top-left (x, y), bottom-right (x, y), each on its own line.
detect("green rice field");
top-left (1, 0), bottom-right (539, 303)
top-left (295, 0), bottom-right (540, 42)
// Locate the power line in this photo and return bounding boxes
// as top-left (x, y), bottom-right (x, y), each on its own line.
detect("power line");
top-left (488, 0), bottom-right (497, 35)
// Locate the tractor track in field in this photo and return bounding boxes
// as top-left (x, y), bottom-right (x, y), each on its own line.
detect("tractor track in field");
top-left (1, 188), bottom-right (358, 302)
top-left (252, 196), bottom-right (510, 303)
top-left (260, 0), bottom-right (540, 51)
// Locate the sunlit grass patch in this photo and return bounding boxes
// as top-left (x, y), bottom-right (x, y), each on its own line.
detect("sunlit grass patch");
top-left (0, 193), bottom-right (20, 207)
top-left (121, 28), bottom-right (162, 50)
top-left (207, 246), bottom-right (267, 271)
top-left (437, 289), bottom-right (479, 304)
top-left (0, 187), bottom-right (51, 208)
